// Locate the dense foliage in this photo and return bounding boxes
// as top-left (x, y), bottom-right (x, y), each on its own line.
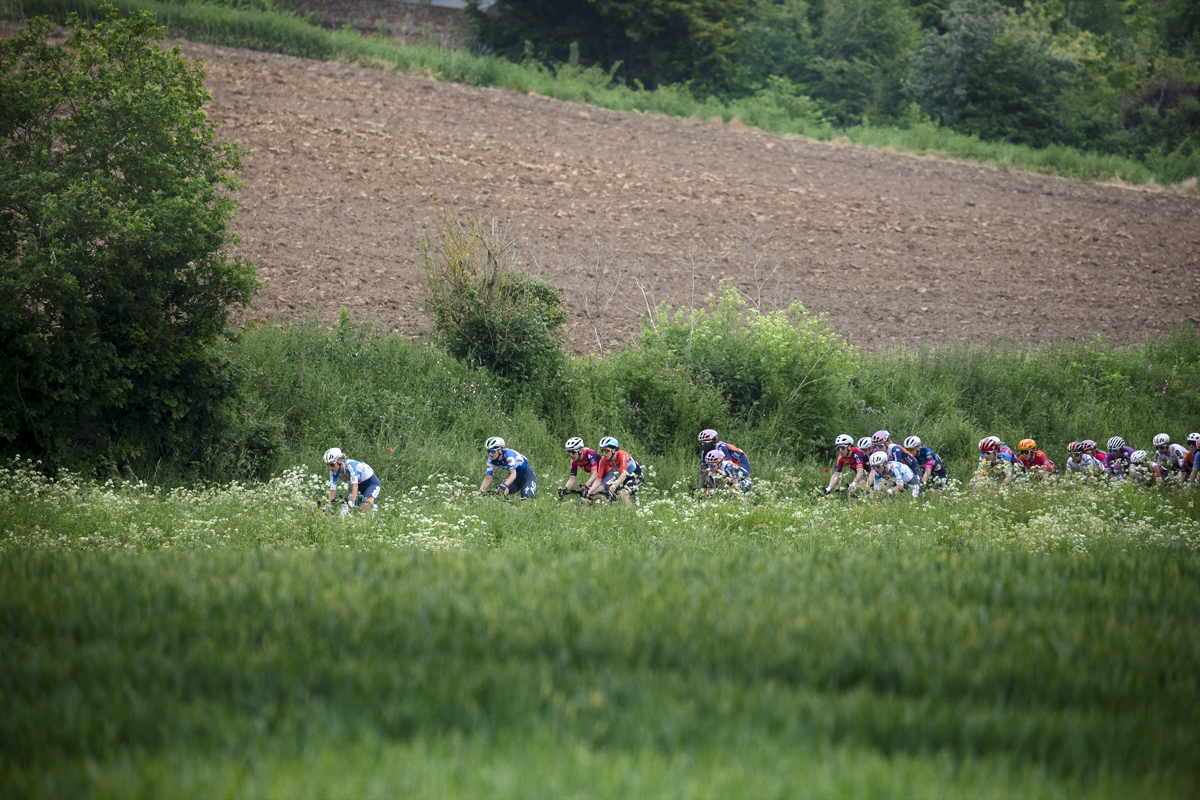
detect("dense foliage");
top-left (471, 0), bottom-right (1200, 179)
top-left (421, 211), bottom-right (567, 390)
top-left (0, 9), bottom-right (256, 470)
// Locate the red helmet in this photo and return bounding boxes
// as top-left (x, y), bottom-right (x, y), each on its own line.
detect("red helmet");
top-left (979, 437), bottom-right (999, 454)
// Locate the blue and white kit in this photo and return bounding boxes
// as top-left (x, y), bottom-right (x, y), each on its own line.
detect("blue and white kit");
top-left (330, 459), bottom-right (381, 502)
top-left (486, 448), bottom-right (537, 498)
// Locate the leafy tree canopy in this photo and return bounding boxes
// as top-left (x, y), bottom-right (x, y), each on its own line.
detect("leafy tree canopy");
top-left (469, 0), bottom-right (743, 90)
top-left (0, 8), bottom-right (257, 469)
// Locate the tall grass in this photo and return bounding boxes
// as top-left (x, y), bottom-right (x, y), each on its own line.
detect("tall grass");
top-left (3, 0), bottom-right (1191, 185)
top-left (2, 532), bottom-right (1198, 796)
top-left (218, 311), bottom-right (1200, 486)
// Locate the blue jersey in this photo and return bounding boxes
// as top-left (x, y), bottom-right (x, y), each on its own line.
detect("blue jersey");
top-left (912, 446), bottom-right (945, 476)
top-left (889, 444), bottom-right (921, 477)
top-left (486, 448), bottom-right (530, 477)
top-left (330, 459), bottom-right (375, 490)
top-left (709, 442), bottom-right (751, 474)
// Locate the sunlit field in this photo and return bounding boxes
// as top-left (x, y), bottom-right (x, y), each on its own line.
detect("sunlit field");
top-left (3, 456), bottom-right (1199, 798)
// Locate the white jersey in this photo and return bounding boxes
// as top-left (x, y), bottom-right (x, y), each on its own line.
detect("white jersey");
top-left (873, 461), bottom-right (919, 497)
top-left (330, 458), bottom-right (375, 490)
top-left (1065, 454), bottom-right (1099, 474)
top-left (1155, 443), bottom-right (1187, 471)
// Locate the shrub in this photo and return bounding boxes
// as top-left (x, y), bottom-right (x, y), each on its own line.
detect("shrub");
top-left (637, 289), bottom-right (858, 457)
top-left (421, 211), bottom-right (567, 392)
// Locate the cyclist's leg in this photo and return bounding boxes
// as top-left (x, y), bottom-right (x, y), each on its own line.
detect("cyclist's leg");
top-left (519, 468), bottom-right (537, 499)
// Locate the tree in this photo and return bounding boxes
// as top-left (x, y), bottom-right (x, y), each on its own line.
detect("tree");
top-left (468, 0), bottom-right (744, 90)
top-left (908, 0), bottom-right (1076, 145)
top-left (0, 9), bottom-right (257, 468)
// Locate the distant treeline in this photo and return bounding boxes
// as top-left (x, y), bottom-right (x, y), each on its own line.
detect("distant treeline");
top-left (470, 0), bottom-right (1199, 180)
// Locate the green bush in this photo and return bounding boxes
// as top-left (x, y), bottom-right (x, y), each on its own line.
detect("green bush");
top-left (422, 212), bottom-right (567, 392)
top-left (636, 289), bottom-right (858, 457)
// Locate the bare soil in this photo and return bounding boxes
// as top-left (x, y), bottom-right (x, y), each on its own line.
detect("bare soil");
top-left (191, 41), bottom-right (1200, 351)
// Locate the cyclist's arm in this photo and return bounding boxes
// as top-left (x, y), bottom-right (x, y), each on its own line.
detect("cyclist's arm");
top-left (479, 474), bottom-right (493, 492)
top-left (922, 464), bottom-right (932, 483)
top-left (826, 465), bottom-right (841, 490)
top-left (348, 480), bottom-right (359, 503)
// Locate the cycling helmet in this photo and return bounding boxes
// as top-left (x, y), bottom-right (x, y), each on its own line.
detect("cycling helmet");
top-left (857, 436), bottom-right (873, 450)
top-left (1187, 432), bottom-right (1200, 445)
top-left (869, 451), bottom-right (887, 466)
top-left (1130, 449), bottom-right (1148, 463)
top-left (872, 430), bottom-right (890, 445)
top-left (564, 437), bottom-right (585, 451)
top-left (323, 447), bottom-right (344, 465)
top-left (1067, 441), bottom-right (1084, 453)
top-left (1107, 436), bottom-right (1125, 452)
top-left (903, 436), bottom-right (921, 449)
top-left (599, 436), bottom-right (619, 450)
top-left (1081, 439), bottom-right (1097, 451)
top-left (704, 449), bottom-right (724, 465)
top-left (485, 436), bottom-right (505, 451)
top-left (1153, 433), bottom-right (1171, 447)
top-left (834, 434), bottom-right (854, 447)
top-left (698, 429), bottom-right (718, 445)
top-left (1018, 438), bottom-right (1036, 452)
top-left (979, 438), bottom-right (998, 454)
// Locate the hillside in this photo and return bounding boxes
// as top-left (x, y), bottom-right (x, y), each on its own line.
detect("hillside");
top-left (192, 40), bottom-right (1200, 351)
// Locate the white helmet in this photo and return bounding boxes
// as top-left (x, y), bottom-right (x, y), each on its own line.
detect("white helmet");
top-left (856, 436), bottom-right (873, 450)
top-left (1152, 433), bottom-right (1171, 447)
top-left (564, 437), bottom-right (585, 451)
top-left (869, 451), bottom-right (887, 466)
top-left (834, 434), bottom-right (854, 447)
top-left (485, 436), bottom-right (505, 451)
top-left (1130, 449), bottom-right (1148, 463)
top-left (599, 436), bottom-right (619, 450)
top-left (1107, 436), bottom-right (1125, 451)
top-left (705, 449), bottom-right (724, 464)
top-left (1187, 432), bottom-right (1200, 445)
top-left (903, 436), bottom-right (921, 449)
top-left (323, 447), bottom-right (343, 465)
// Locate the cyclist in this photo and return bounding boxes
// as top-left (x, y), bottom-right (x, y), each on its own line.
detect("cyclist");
top-left (1182, 432), bottom-right (1199, 484)
top-left (868, 450), bottom-right (920, 499)
top-left (586, 436), bottom-right (644, 505)
top-left (697, 429), bottom-right (751, 493)
top-left (704, 448), bottom-right (752, 495)
top-left (558, 436), bottom-right (600, 500)
top-left (1080, 440), bottom-right (1107, 469)
top-left (479, 436), bottom-right (537, 499)
top-left (1064, 441), bottom-right (1101, 476)
top-left (324, 447), bottom-right (381, 516)
top-left (1105, 436), bottom-right (1135, 478)
top-left (872, 430), bottom-right (921, 481)
top-left (976, 437), bottom-right (1016, 485)
top-left (902, 436), bottom-right (948, 489)
top-left (1015, 438), bottom-right (1055, 477)
top-left (1128, 450), bottom-right (1157, 488)
top-left (825, 434), bottom-right (867, 496)
top-left (1152, 433), bottom-right (1188, 484)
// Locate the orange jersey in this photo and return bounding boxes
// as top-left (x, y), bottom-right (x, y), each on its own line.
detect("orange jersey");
top-left (598, 449), bottom-right (633, 476)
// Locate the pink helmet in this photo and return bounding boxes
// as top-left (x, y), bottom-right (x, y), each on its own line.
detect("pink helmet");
top-left (704, 449), bottom-right (724, 465)
top-left (698, 429), bottom-right (718, 445)
top-left (872, 430), bottom-right (890, 445)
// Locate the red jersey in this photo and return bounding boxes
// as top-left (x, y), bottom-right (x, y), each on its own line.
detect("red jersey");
top-left (598, 449), bottom-right (634, 476)
top-left (834, 447), bottom-right (866, 474)
top-left (569, 448), bottom-right (600, 477)
top-left (1018, 450), bottom-right (1054, 473)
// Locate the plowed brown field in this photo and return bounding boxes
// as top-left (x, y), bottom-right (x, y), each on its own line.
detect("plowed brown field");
top-left (188, 41), bottom-right (1200, 351)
